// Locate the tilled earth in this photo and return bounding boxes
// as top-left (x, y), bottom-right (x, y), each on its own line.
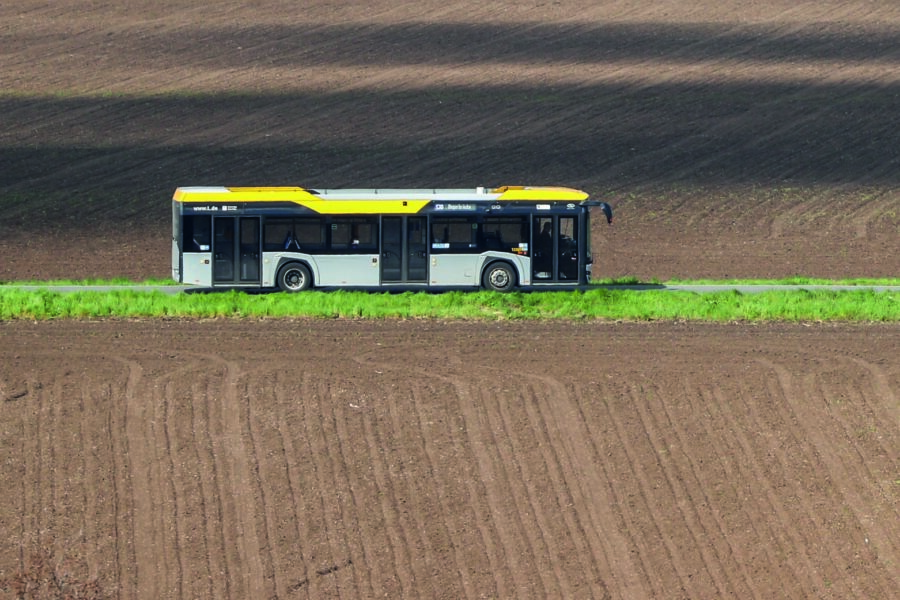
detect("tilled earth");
top-left (2, 1), bottom-right (900, 598)
top-left (1, 320), bottom-right (899, 599)
top-left (2, 1), bottom-right (900, 282)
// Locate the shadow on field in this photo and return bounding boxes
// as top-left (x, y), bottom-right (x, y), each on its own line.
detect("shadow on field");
top-left (3, 21), bottom-right (900, 227)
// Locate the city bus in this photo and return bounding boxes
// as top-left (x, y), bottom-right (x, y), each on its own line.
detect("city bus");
top-left (171, 185), bottom-right (612, 292)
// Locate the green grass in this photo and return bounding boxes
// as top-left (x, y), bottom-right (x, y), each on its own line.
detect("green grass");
top-left (1, 288), bottom-right (899, 321)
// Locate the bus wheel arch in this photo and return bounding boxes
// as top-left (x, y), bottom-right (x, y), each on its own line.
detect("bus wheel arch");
top-left (481, 260), bottom-right (518, 292)
top-left (277, 261), bottom-right (313, 292)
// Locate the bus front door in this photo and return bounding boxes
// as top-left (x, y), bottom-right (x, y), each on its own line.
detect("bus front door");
top-left (213, 216), bottom-right (261, 284)
top-left (381, 216), bottom-right (427, 284)
top-left (532, 215), bottom-right (580, 283)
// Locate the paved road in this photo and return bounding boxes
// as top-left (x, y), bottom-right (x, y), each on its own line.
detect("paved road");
top-left (4, 284), bottom-right (900, 294)
top-left (599, 284), bottom-right (900, 293)
top-left (3, 285), bottom-right (195, 295)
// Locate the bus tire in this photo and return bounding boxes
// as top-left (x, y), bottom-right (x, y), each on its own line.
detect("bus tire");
top-left (277, 262), bottom-right (312, 292)
top-left (482, 262), bottom-right (517, 292)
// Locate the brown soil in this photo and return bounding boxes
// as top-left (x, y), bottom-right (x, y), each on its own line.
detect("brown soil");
top-left (1, 320), bottom-right (898, 599)
top-left (3, 0), bottom-right (900, 282)
top-left (2, 1), bottom-right (900, 598)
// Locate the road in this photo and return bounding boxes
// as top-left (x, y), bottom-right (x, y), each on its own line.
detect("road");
top-left (3, 284), bottom-right (900, 294)
top-left (602, 284), bottom-right (900, 293)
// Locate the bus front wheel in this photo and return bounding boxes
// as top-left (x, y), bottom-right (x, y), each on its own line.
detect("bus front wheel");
top-left (278, 263), bottom-right (312, 292)
top-left (482, 262), bottom-right (516, 292)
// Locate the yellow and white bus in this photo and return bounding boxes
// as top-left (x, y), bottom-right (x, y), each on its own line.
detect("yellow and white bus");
top-left (171, 185), bottom-right (612, 292)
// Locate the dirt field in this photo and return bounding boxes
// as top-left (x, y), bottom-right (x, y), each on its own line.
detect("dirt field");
top-left (2, 1), bottom-right (900, 598)
top-left (3, 0), bottom-right (900, 282)
top-left (0, 320), bottom-right (898, 599)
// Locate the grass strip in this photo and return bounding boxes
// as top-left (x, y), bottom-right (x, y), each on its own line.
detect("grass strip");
top-left (1, 288), bottom-right (899, 321)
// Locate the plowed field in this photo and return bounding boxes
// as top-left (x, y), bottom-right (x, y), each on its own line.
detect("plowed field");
top-left (2, 1), bottom-right (900, 599)
top-left (2, 0), bottom-right (900, 281)
top-left (1, 321), bottom-right (899, 599)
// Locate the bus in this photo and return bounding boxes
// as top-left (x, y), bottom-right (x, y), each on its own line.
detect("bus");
top-left (171, 185), bottom-right (613, 292)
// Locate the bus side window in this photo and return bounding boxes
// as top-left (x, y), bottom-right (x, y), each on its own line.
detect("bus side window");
top-left (295, 219), bottom-right (325, 250)
top-left (264, 219), bottom-right (293, 251)
top-left (431, 217), bottom-right (478, 253)
top-left (184, 215), bottom-right (211, 251)
top-left (483, 230), bottom-right (502, 250)
top-left (331, 217), bottom-right (377, 252)
top-left (264, 218), bottom-right (325, 251)
top-left (483, 216), bottom-right (527, 252)
top-left (354, 219), bottom-right (377, 250)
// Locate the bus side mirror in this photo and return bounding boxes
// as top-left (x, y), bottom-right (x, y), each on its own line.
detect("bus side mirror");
top-left (599, 202), bottom-right (613, 225)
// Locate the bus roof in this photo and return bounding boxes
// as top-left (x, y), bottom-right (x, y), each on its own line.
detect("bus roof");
top-left (173, 185), bottom-right (589, 204)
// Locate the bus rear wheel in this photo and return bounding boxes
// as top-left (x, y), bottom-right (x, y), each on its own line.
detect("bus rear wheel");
top-left (278, 263), bottom-right (312, 292)
top-left (482, 262), bottom-right (516, 292)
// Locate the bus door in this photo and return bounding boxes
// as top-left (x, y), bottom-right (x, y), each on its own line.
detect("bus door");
top-left (556, 215), bottom-right (579, 281)
top-left (532, 214), bottom-right (580, 282)
top-left (213, 216), bottom-right (261, 284)
top-left (381, 216), bottom-right (428, 283)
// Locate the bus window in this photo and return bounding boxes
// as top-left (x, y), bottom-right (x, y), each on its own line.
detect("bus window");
top-left (482, 217), bottom-right (527, 252)
top-left (408, 217), bottom-right (428, 281)
top-left (559, 216), bottom-right (576, 239)
top-left (558, 216), bottom-right (578, 280)
top-left (331, 217), bottom-right (378, 252)
top-left (239, 217), bottom-right (260, 282)
top-left (265, 218), bottom-right (326, 251)
top-left (213, 217), bottom-right (235, 281)
top-left (295, 219), bottom-right (326, 250)
top-left (533, 216), bottom-right (553, 278)
top-left (264, 219), bottom-right (293, 250)
top-left (431, 217), bottom-right (478, 253)
top-left (183, 215), bottom-right (211, 252)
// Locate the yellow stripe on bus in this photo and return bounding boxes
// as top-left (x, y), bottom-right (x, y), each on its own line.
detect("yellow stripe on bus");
top-left (173, 187), bottom-right (432, 214)
top-left (180, 187), bottom-right (315, 203)
top-left (301, 199), bottom-right (432, 214)
top-left (173, 185), bottom-right (589, 210)
top-left (494, 187), bottom-right (588, 201)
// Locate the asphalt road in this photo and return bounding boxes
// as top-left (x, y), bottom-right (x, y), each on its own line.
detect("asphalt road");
top-left (606, 284), bottom-right (900, 293)
top-left (4, 284), bottom-right (900, 294)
